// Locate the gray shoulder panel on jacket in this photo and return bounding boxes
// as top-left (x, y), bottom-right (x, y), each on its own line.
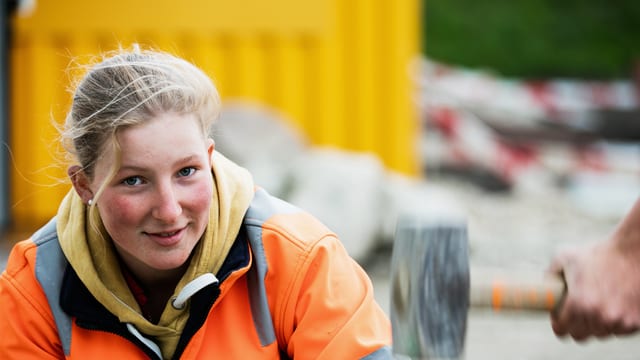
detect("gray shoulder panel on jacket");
top-left (243, 188), bottom-right (285, 347)
top-left (33, 217), bottom-right (72, 356)
top-left (243, 188), bottom-right (301, 347)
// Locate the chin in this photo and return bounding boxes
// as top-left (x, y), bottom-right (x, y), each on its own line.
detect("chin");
top-left (147, 254), bottom-right (191, 272)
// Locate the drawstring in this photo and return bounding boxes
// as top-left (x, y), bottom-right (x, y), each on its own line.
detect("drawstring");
top-left (125, 273), bottom-right (219, 360)
top-left (172, 273), bottom-right (219, 310)
top-left (126, 323), bottom-right (163, 359)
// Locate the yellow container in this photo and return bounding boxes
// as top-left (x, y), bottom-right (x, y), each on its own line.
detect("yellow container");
top-left (9, 0), bottom-right (421, 231)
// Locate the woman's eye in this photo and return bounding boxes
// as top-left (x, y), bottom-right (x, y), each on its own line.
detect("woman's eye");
top-left (178, 167), bottom-right (196, 177)
top-left (122, 176), bottom-right (143, 186)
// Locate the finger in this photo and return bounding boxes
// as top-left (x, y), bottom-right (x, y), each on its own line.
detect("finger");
top-left (550, 302), bottom-right (572, 337)
top-left (615, 325), bottom-right (640, 336)
top-left (590, 318), bottom-right (612, 339)
top-left (551, 296), bottom-right (598, 341)
top-left (610, 320), bottom-right (640, 336)
top-left (571, 330), bottom-right (591, 342)
top-left (550, 291), bottom-right (576, 332)
top-left (592, 323), bottom-right (613, 338)
top-left (551, 317), bottom-right (568, 337)
top-left (568, 317), bottom-right (593, 342)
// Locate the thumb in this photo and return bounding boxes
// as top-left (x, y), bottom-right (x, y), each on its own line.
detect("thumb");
top-left (546, 250), bottom-right (573, 318)
top-left (546, 251), bottom-right (568, 277)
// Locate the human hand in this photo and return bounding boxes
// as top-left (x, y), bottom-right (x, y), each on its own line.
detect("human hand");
top-left (548, 237), bottom-right (640, 341)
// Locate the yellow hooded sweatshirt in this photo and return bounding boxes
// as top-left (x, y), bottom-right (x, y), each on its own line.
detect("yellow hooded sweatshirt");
top-left (55, 151), bottom-right (254, 359)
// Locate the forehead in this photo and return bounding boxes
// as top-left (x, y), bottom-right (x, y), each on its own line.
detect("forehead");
top-left (121, 112), bottom-right (203, 144)
top-left (100, 113), bottom-right (207, 168)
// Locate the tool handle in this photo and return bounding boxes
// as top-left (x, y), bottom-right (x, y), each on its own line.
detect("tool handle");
top-left (470, 269), bottom-right (566, 311)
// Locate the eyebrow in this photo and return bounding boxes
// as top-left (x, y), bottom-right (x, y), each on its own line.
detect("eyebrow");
top-left (118, 155), bottom-right (202, 172)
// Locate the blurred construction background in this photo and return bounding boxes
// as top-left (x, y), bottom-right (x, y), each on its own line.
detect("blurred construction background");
top-left (1, 1), bottom-right (640, 359)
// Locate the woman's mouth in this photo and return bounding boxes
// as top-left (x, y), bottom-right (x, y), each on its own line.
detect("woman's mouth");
top-left (145, 227), bottom-right (185, 246)
top-left (158, 230), bottom-right (180, 237)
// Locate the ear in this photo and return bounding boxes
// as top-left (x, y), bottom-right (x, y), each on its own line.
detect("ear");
top-left (68, 165), bottom-right (94, 204)
top-left (206, 138), bottom-right (215, 158)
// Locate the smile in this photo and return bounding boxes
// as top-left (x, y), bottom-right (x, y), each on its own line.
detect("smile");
top-left (144, 227), bottom-right (186, 246)
top-left (157, 230), bottom-right (180, 237)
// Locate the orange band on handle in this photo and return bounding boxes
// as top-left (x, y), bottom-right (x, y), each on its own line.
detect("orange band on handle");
top-left (492, 282), bottom-right (503, 311)
top-left (470, 269), bottom-right (566, 311)
top-left (490, 282), bottom-right (558, 310)
top-left (545, 290), bottom-right (556, 310)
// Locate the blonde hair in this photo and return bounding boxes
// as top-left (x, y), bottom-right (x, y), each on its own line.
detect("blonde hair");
top-left (62, 45), bottom-right (220, 182)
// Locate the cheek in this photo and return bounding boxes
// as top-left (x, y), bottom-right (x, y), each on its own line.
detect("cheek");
top-left (190, 180), bottom-right (214, 214)
top-left (100, 194), bottom-right (145, 229)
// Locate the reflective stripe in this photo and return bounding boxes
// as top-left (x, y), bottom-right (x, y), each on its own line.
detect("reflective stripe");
top-left (243, 188), bottom-right (300, 346)
top-left (33, 217), bottom-right (72, 356)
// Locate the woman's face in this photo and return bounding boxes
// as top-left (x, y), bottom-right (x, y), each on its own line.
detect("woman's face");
top-left (89, 112), bottom-right (214, 275)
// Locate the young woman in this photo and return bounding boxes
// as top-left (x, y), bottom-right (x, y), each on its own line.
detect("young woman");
top-left (0, 47), bottom-right (392, 359)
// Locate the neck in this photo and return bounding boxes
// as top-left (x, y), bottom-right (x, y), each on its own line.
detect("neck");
top-left (120, 260), bottom-right (189, 324)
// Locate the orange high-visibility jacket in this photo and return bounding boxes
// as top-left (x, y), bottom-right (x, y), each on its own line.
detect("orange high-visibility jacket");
top-left (0, 188), bottom-right (392, 359)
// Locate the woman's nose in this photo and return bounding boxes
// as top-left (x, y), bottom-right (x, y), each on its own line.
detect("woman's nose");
top-left (152, 184), bottom-right (182, 222)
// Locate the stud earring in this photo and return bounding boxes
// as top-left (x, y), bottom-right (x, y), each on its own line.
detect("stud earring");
top-left (87, 199), bottom-right (93, 206)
